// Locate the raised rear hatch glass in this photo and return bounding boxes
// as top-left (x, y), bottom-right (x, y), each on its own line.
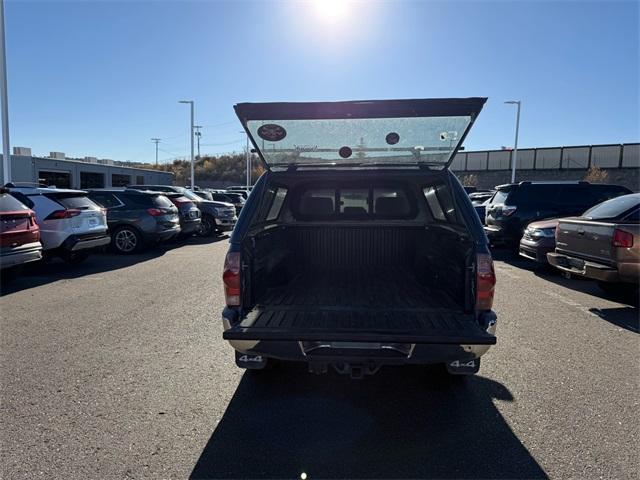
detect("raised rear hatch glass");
top-left (235, 98), bottom-right (486, 170)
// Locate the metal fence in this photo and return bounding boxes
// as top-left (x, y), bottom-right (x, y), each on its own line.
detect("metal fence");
top-left (451, 143), bottom-right (639, 172)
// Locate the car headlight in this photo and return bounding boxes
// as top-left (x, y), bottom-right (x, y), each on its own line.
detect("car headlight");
top-left (529, 227), bottom-right (555, 239)
top-left (212, 208), bottom-right (220, 215)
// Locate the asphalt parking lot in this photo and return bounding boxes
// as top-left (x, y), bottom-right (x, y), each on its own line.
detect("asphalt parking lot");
top-left (1, 238), bottom-right (638, 479)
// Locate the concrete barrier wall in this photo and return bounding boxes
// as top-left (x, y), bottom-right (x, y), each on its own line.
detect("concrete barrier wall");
top-left (452, 143), bottom-right (638, 173)
top-left (455, 168), bottom-right (640, 191)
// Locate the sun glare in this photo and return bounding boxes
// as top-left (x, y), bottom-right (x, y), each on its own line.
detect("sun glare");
top-left (312, 0), bottom-right (352, 23)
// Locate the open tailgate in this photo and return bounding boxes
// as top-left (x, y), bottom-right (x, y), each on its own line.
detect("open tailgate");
top-left (223, 308), bottom-right (495, 345)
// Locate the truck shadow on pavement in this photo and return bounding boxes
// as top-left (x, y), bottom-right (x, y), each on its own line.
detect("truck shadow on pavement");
top-left (588, 307), bottom-right (639, 333)
top-left (0, 234), bottom-right (229, 296)
top-left (191, 364), bottom-right (547, 479)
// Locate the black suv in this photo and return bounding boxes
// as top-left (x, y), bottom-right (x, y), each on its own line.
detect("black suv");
top-left (128, 185), bottom-right (237, 236)
top-left (87, 189), bottom-right (180, 254)
top-left (220, 98), bottom-right (499, 378)
top-left (484, 181), bottom-right (632, 247)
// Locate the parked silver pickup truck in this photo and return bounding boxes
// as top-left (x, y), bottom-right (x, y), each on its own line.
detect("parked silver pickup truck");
top-left (547, 193), bottom-right (639, 292)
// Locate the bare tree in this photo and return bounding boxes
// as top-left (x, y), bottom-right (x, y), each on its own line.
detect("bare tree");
top-left (460, 174), bottom-right (478, 187)
top-left (584, 166), bottom-right (609, 183)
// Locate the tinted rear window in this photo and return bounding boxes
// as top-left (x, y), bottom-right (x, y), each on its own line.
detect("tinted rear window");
top-left (152, 195), bottom-right (175, 208)
top-left (9, 192), bottom-right (35, 208)
top-left (299, 189), bottom-right (335, 215)
top-left (374, 188), bottom-right (410, 216)
top-left (490, 190), bottom-right (510, 204)
top-left (88, 192), bottom-right (122, 208)
top-left (0, 193), bottom-right (30, 212)
top-left (556, 186), bottom-right (590, 207)
top-left (583, 195), bottom-right (639, 220)
top-left (121, 193), bottom-right (154, 207)
top-left (47, 193), bottom-right (99, 210)
top-left (624, 209), bottom-right (640, 223)
top-left (297, 186), bottom-right (414, 219)
top-left (340, 189), bottom-right (369, 215)
top-left (509, 185), bottom-right (561, 205)
top-left (589, 185), bottom-right (631, 205)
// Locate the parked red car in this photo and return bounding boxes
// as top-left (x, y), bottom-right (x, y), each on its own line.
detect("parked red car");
top-left (0, 188), bottom-right (43, 269)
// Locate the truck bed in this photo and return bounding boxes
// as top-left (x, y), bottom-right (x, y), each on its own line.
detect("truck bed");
top-left (257, 267), bottom-right (459, 310)
top-left (224, 268), bottom-right (495, 344)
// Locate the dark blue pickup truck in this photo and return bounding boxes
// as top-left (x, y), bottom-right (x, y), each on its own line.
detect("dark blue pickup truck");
top-left (221, 98), bottom-right (498, 378)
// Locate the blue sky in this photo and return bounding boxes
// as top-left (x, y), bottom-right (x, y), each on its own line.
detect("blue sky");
top-left (4, 0), bottom-right (639, 164)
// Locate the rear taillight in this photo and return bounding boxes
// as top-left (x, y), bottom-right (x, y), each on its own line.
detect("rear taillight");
top-left (612, 229), bottom-right (633, 248)
top-left (223, 251), bottom-right (241, 306)
top-left (147, 208), bottom-right (164, 217)
top-left (501, 205), bottom-right (517, 217)
top-left (173, 199), bottom-right (192, 207)
top-left (45, 209), bottom-right (81, 220)
top-left (476, 253), bottom-right (496, 311)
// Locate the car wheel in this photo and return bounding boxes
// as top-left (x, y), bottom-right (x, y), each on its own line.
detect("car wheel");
top-left (60, 251), bottom-right (90, 264)
top-left (198, 215), bottom-right (216, 237)
top-left (112, 226), bottom-right (142, 254)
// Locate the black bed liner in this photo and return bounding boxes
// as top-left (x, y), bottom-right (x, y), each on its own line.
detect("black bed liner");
top-left (257, 268), bottom-right (459, 309)
top-left (223, 269), bottom-right (495, 345)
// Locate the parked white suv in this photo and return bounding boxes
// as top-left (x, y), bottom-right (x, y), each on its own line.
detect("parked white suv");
top-left (8, 186), bottom-right (110, 263)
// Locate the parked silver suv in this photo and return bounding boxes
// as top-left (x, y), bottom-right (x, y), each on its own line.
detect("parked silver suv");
top-left (8, 185), bottom-right (109, 263)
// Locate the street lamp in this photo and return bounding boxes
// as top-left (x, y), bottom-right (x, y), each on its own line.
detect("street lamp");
top-left (178, 100), bottom-right (195, 189)
top-left (0, 0), bottom-right (11, 184)
top-left (505, 100), bottom-right (521, 183)
top-left (240, 131), bottom-right (250, 188)
top-left (150, 138), bottom-right (161, 166)
top-left (193, 126), bottom-right (202, 161)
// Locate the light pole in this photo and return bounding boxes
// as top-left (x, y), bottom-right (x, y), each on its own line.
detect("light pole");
top-left (194, 126), bottom-right (202, 161)
top-left (179, 100), bottom-right (195, 189)
top-left (505, 100), bottom-right (521, 183)
top-left (0, 0), bottom-right (11, 184)
top-left (151, 138), bottom-right (161, 166)
top-left (240, 131), bottom-right (250, 188)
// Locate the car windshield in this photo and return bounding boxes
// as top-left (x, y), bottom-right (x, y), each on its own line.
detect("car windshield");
top-left (224, 194), bottom-right (244, 203)
top-left (582, 194), bottom-right (639, 219)
top-left (175, 188), bottom-right (202, 202)
top-left (196, 191), bottom-right (213, 200)
top-left (212, 194), bottom-right (232, 202)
